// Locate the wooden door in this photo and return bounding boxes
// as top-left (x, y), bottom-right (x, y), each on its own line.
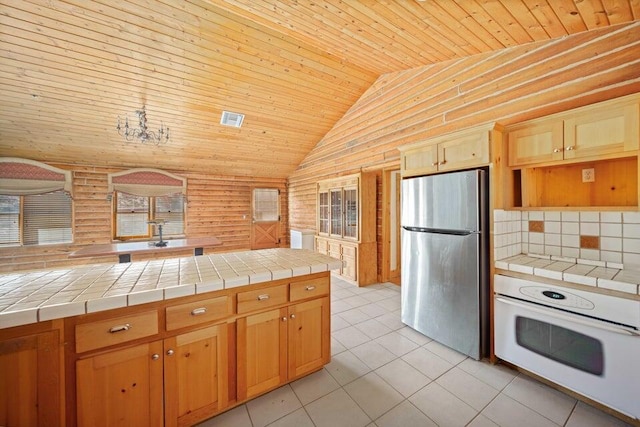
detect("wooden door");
top-left (251, 188), bottom-right (280, 249)
top-left (76, 341), bottom-right (164, 427)
top-left (164, 324), bottom-right (228, 427)
top-left (508, 120), bottom-right (564, 166)
top-left (438, 131), bottom-right (491, 171)
top-left (401, 145), bottom-right (438, 177)
top-left (0, 329), bottom-right (62, 427)
top-left (564, 102), bottom-right (639, 160)
top-left (287, 297), bottom-right (330, 380)
top-left (236, 308), bottom-right (287, 401)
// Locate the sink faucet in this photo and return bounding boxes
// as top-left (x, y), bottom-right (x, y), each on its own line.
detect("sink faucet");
top-left (147, 220), bottom-right (168, 247)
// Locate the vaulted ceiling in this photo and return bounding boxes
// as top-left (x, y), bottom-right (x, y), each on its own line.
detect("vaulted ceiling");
top-left (1, 1), bottom-right (638, 178)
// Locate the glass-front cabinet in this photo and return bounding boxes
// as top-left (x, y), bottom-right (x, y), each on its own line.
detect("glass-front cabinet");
top-left (315, 172), bottom-right (377, 286)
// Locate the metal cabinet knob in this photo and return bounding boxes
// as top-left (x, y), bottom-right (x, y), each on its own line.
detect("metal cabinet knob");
top-left (566, 145), bottom-right (575, 151)
top-left (166, 349), bottom-right (175, 356)
top-left (553, 148), bottom-right (562, 153)
top-left (431, 162), bottom-right (438, 166)
top-left (438, 160), bottom-right (447, 165)
top-left (282, 317), bottom-right (287, 322)
top-left (151, 354), bottom-right (160, 361)
top-left (290, 314), bottom-right (296, 319)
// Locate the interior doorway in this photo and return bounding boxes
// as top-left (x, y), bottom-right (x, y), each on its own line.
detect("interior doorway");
top-left (381, 168), bottom-right (401, 285)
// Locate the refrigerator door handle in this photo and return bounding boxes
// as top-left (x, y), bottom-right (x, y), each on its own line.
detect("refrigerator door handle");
top-left (402, 226), bottom-right (476, 236)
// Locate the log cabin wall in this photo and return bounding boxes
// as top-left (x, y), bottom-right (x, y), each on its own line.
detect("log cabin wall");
top-left (288, 21), bottom-right (640, 282)
top-left (0, 164), bottom-right (288, 273)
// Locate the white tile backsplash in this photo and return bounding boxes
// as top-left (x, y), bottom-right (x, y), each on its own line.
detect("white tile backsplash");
top-left (494, 209), bottom-right (640, 270)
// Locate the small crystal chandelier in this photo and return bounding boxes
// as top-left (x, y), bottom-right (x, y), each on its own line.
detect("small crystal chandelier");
top-left (116, 105), bottom-right (170, 145)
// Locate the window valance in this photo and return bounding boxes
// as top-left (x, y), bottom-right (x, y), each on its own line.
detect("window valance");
top-left (108, 168), bottom-right (186, 197)
top-left (0, 157), bottom-right (72, 195)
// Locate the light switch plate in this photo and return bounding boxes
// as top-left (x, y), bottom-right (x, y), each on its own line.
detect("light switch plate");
top-left (582, 168), bottom-right (595, 183)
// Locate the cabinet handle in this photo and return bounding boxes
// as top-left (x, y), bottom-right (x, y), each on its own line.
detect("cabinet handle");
top-left (191, 307), bottom-right (207, 316)
top-left (167, 349), bottom-right (175, 356)
top-left (553, 148), bottom-right (562, 153)
top-left (282, 317), bottom-right (287, 322)
top-left (257, 294), bottom-right (270, 301)
top-left (438, 160), bottom-right (447, 166)
top-left (305, 285), bottom-right (316, 291)
top-left (431, 162), bottom-right (438, 166)
top-left (109, 324), bottom-right (131, 334)
top-left (151, 354), bottom-right (160, 361)
top-left (565, 145), bottom-right (575, 151)
top-left (290, 314), bottom-right (296, 319)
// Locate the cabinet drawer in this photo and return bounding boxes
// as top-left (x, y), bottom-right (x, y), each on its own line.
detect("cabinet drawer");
top-left (290, 278), bottom-right (329, 302)
top-left (166, 295), bottom-right (232, 331)
top-left (341, 244), bottom-right (357, 258)
top-left (237, 284), bottom-right (288, 314)
top-left (316, 238), bottom-right (328, 254)
top-left (76, 310), bottom-right (158, 353)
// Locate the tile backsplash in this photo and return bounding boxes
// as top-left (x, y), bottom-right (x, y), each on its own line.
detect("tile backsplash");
top-left (494, 210), bottom-right (640, 270)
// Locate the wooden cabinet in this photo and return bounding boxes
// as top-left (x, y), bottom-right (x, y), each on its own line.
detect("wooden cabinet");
top-left (505, 94), bottom-right (640, 208)
top-left (400, 123), bottom-right (500, 177)
top-left (0, 321), bottom-right (64, 427)
top-left (76, 341), bottom-right (164, 427)
top-left (316, 172), bottom-right (377, 285)
top-left (236, 294), bottom-right (330, 401)
top-left (508, 99), bottom-right (639, 167)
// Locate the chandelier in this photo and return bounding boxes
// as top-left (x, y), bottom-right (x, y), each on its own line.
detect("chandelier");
top-left (116, 105), bottom-right (170, 145)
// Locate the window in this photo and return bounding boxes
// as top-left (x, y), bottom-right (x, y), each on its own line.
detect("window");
top-left (0, 191), bottom-right (72, 246)
top-left (252, 188), bottom-right (279, 222)
top-left (114, 191), bottom-right (184, 239)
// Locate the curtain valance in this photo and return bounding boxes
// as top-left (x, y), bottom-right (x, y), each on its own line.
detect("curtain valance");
top-left (108, 168), bottom-right (186, 197)
top-left (0, 157), bottom-right (72, 195)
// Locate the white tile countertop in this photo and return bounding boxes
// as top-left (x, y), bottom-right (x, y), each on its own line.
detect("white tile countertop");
top-left (496, 254), bottom-right (640, 296)
top-left (0, 248), bottom-right (342, 329)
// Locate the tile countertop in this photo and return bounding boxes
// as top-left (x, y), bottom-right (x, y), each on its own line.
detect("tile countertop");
top-left (495, 254), bottom-right (640, 297)
top-left (0, 248), bottom-right (343, 329)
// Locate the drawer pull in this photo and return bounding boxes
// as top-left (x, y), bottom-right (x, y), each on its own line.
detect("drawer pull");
top-left (191, 307), bottom-right (207, 316)
top-left (305, 285), bottom-right (316, 291)
top-left (257, 294), bottom-right (270, 301)
top-left (109, 324), bottom-right (131, 334)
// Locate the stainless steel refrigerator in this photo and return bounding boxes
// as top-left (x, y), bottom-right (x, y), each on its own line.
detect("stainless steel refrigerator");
top-left (401, 169), bottom-right (489, 360)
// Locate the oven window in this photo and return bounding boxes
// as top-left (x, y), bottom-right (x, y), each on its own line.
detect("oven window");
top-left (515, 316), bottom-right (604, 376)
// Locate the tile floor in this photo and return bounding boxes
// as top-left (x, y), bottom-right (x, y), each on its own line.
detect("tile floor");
top-left (197, 276), bottom-right (634, 427)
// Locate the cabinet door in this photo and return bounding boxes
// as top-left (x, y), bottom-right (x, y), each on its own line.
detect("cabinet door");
top-left (402, 145), bottom-right (438, 176)
top-left (508, 120), bottom-right (564, 166)
top-left (164, 324), bottom-right (229, 427)
top-left (288, 297), bottom-right (330, 379)
top-left (76, 341), bottom-right (164, 427)
top-left (341, 244), bottom-right (358, 281)
top-left (343, 187), bottom-right (359, 239)
top-left (236, 308), bottom-right (287, 401)
top-left (438, 132), bottom-right (491, 171)
top-left (0, 330), bottom-right (62, 427)
top-left (317, 191), bottom-right (329, 234)
top-left (564, 102), bottom-right (639, 160)
top-left (329, 189), bottom-right (343, 237)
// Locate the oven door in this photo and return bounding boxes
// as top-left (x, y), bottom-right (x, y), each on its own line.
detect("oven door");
top-left (494, 295), bottom-right (640, 419)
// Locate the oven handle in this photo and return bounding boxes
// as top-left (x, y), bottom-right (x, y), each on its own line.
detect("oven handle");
top-left (495, 296), bottom-right (640, 337)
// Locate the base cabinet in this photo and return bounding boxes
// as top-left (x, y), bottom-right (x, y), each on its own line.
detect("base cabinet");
top-left (0, 323), bottom-right (63, 427)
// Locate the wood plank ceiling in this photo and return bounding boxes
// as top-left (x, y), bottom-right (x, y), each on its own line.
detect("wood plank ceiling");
top-left (1, 0), bottom-right (638, 178)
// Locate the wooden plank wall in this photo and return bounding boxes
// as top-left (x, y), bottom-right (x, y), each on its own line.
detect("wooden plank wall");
top-left (0, 165), bottom-right (288, 273)
top-left (288, 21), bottom-right (640, 280)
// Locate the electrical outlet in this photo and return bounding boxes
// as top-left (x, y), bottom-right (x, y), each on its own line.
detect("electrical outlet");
top-left (582, 168), bottom-right (595, 183)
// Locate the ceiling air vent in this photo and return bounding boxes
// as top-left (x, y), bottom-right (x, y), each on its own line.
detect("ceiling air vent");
top-left (220, 111), bottom-right (245, 128)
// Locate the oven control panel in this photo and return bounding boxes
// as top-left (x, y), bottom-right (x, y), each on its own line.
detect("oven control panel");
top-left (519, 286), bottom-right (595, 310)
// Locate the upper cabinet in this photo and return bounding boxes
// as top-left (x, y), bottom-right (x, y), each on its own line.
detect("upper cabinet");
top-left (504, 94), bottom-right (640, 209)
top-left (399, 123), bottom-right (502, 177)
top-left (508, 98), bottom-right (639, 167)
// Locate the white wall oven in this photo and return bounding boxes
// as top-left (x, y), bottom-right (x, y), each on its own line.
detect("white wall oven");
top-left (494, 275), bottom-right (640, 420)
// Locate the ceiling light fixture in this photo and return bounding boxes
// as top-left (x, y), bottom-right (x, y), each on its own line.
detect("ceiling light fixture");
top-left (116, 105), bottom-right (170, 145)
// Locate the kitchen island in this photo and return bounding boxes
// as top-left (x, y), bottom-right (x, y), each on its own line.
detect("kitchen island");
top-left (0, 248), bottom-right (341, 427)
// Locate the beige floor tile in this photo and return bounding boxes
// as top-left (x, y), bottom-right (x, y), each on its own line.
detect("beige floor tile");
top-left (396, 326), bottom-right (432, 345)
top-left (331, 337), bottom-right (347, 356)
top-left (333, 325), bottom-right (371, 349)
top-left (457, 358), bottom-right (518, 391)
top-left (290, 368), bottom-right (340, 405)
top-left (245, 385), bottom-right (301, 427)
top-left (374, 400), bottom-right (438, 427)
top-left (265, 408), bottom-right (314, 427)
top-left (402, 347), bottom-right (453, 380)
top-left (374, 331), bottom-right (420, 357)
top-left (503, 375), bottom-right (576, 425)
top-left (195, 405), bottom-right (251, 427)
top-left (375, 358), bottom-right (431, 398)
top-left (358, 302), bottom-right (389, 318)
top-left (423, 340), bottom-right (468, 365)
top-left (339, 307), bottom-right (371, 325)
top-left (565, 402), bottom-right (635, 427)
top-left (344, 372), bottom-right (404, 419)
top-left (354, 318), bottom-right (393, 339)
top-left (325, 350), bottom-right (371, 386)
top-left (409, 382), bottom-right (478, 426)
top-left (467, 414), bottom-right (500, 427)
top-left (374, 311), bottom-right (406, 330)
top-left (305, 389), bottom-right (371, 427)
top-left (482, 394), bottom-right (559, 427)
top-left (351, 340), bottom-right (397, 370)
top-left (331, 314), bottom-right (351, 331)
top-left (436, 367), bottom-right (500, 411)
